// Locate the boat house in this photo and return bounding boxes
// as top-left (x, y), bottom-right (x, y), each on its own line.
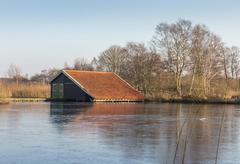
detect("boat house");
top-left (50, 70), bottom-right (144, 102)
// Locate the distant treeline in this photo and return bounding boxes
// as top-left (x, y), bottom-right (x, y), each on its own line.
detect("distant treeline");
top-left (1, 19), bottom-right (240, 101)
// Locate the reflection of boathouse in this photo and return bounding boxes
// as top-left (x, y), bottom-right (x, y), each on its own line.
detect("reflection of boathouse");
top-left (50, 70), bottom-right (144, 102)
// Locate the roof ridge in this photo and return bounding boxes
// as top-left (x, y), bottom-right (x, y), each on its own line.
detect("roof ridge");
top-left (63, 69), bottom-right (113, 74)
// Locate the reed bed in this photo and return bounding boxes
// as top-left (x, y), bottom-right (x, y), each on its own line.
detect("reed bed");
top-left (0, 81), bottom-right (50, 98)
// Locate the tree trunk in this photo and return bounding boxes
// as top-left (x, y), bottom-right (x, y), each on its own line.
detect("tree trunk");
top-left (189, 64), bottom-right (197, 96)
top-left (176, 74), bottom-right (182, 96)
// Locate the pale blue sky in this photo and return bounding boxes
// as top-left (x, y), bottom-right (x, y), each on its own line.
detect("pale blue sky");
top-left (0, 0), bottom-right (240, 76)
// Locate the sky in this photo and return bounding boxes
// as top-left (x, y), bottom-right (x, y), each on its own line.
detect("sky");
top-left (0, 0), bottom-right (240, 76)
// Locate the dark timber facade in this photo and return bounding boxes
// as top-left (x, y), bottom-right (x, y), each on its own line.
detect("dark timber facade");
top-left (51, 73), bottom-right (93, 102)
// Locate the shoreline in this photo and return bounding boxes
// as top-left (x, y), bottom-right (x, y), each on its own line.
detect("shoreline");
top-left (1, 97), bottom-right (240, 105)
top-left (0, 98), bottom-right (46, 104)
top-left (145, 98), bottom-right (240, 105)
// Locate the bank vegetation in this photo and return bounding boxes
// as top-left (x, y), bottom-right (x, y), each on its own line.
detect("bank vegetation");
top-left (93, 19), bottom-right (240, 102)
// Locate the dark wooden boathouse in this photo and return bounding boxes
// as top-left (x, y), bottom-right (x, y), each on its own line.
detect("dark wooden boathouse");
top-left (50, 70), bottom-right (144, 102)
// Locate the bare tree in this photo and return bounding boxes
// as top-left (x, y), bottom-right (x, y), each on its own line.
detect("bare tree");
top-left (125, 42), bottom-right (161, 94)
top-left (7, 64), bottom-right (22, 84)
top-left (229, 46), bottom-right (240, 79)
top-left (202, 34), bottom-right (223, 95)
top-left (189, 25), bottom-right (223, 96)
top-left (30, 68), bottom-right (60, 84)
top-left (63, 62), bottom-right (72, 70)
top-left (153, 19), bottom-right (192, 96)
top-left (96, 45), bottom-right (128, 75)
top-left (220, 47), bottom-right (230, 85)
top-left (95, 43), bottom-right (161, 95)
top-left (73, 58), bottom-right (94, 71)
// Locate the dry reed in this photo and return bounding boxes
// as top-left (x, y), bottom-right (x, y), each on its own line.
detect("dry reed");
top-left (0, 81), bottom-right (50, 98)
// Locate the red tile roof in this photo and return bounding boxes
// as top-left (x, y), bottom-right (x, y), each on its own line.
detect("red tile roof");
top-left (63, 70), bottom-right (144, 101)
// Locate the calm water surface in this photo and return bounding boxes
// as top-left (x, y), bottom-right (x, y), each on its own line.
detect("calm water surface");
top-left (0, 102), bottom-right (239, 164)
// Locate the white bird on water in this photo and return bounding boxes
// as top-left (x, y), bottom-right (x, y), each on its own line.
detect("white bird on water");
top-left (199, 118), bottom-right (206, 121)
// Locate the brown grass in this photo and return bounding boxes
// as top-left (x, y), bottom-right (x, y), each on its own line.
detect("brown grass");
top-left (0, 81), bottom-right (50, 98)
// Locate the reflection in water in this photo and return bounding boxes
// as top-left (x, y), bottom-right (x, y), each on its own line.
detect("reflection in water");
top-left (0, 103), bottom-right (239, 163)
top-left (49, 103), bottom-right (240, 164)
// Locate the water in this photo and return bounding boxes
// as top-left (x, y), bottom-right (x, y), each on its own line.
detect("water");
top-left (0, 103), bottom-right (239, 164)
